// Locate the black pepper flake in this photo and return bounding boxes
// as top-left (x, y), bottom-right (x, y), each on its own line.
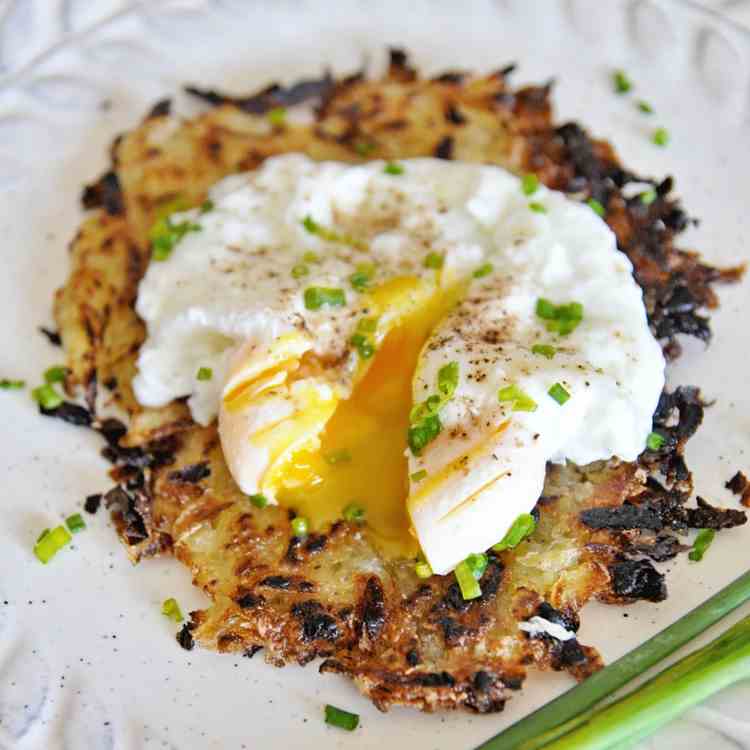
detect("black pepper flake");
top-left (176, 623), bottom-right (195, 650)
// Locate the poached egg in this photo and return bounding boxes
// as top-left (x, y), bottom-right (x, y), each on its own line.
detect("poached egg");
top-left (133, 155), bottom-right (665, 575)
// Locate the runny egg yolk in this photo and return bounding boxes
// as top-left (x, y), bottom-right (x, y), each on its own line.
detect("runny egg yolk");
top-left (270, 280), bottom-right (458, 558)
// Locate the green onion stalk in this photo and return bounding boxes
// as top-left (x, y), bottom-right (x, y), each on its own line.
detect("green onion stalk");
top-left (541, 614), bottom-right (750, 749)
top-left (477, 570), bottom-right (750, 750)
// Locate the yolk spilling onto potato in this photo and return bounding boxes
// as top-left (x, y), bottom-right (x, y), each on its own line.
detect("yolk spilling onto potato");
top-left (272, 279), bottom-right (456, 557)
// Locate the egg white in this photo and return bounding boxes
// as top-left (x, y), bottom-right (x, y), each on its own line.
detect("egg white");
top-left (134, 155), bottom-right (665, 574)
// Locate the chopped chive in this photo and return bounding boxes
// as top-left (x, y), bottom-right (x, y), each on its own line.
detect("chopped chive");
top-left (407, 413), bottom-right (442, 456)
top-left (248, 493), bottom-right (268, 508)
top-left (521, 173), bottom-right (540, 196)
top-left (535, 298), bottom-right (583, 336)
top-left (384, 162), bottom-right (404, 175)
top-left (291, 516), bottom-right (308, 537)
top-left (302, 215), bottom-right (320, 234)
top-left (473, 262), bottom-right (494, 278)
top-left (349, 263), bottom-right (375, 292)
top-left (161, 597), bottom-right (184, 623)
top-left (410, 469), bottom-right (427, 482)
top-left (437, 361), bottom-right (459, 399)
top-left (149, 215), bottom-right (201, 261)
top-left (37, 528), bottom-right (50, 543)
top-left (455, 559), bottom-right (482, 600)
top-left (32, 383), bottom-right (63, 410)
top-left (689, 529), bottom-right (716, 562)
top-left (548, 382), bottom-right (570, 405)
top-left (535, 298), bottom-right (558, 320)
top-left (291, 263), bottom-right (309, 279)
top-left (66, 513), bottom-right (86, 534)
top-left (646, 431), bottom-right (666, 451)
top-left (529, 201), bottom-right (547, 214)
top-left (267, 106), bottom-right (286, 126)
top-left (350, 333), bottom-right (375, 359)
top-left (302, 251), bottom-right (320, 263)
top-left (301, 217), bottom-right (365, 251)
top-left (637, 99), bottom-right (654, 114)
top-left (493, 513), bottom-right (537, 552)
top-left (304, 286), bottom-right (346, 310)
top-left (44, 365), bottom-right (67, 384)
top-left (33, 524), bottom-right (72, 564)
top-left (652, 127), bottom-right (670, 147)
top-left (196, 367), bottom-right (212, 381)
top-left (423, 251), bottom-right (444, 270)
top-left (0, 378), bottom-right (25, 389)
top-left (343, 503), bottom-right (365, 523)
top-left (357, 316), bottom-right (378, 333)
top-left (531, 344), bottom-right (556, 360)
top-left (354, 141), bottom-right (376, 157)
top-left (415, 560), bottom-right (433, 579)
top-left (325, 449), bottom-right (352, 465)
top-left (587, 198), bottom-right (605, 217)
top-left (640, 189), bottom-right (657, 205)
top-left (465, 552), bottom-right (488, 581)
top-left (613, 69), bottom-right (632, 94)
top-left (498, 384), bottom-right (538, 413)
top-left (324, 704), bottom-right (359, 731)
top-left (200, 199), bottom-right (214, 213)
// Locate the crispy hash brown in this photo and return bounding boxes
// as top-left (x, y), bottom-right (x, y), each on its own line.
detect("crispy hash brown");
top-left (49, 50), bottom-right (745, 713)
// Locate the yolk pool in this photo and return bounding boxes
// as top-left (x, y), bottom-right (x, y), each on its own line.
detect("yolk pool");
top-left (274, 282), bottom-right (456, 558)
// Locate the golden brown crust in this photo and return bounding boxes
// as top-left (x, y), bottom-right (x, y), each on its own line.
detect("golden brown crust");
top-left (51, 51), bottom-right (744, 712)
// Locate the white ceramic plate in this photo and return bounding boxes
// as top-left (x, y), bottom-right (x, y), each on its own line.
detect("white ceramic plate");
top-left (2, 1), bottom-right (750, 748)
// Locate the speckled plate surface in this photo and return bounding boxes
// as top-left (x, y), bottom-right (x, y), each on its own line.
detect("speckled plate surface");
top-left (2, 1), bottom-right (750, 748)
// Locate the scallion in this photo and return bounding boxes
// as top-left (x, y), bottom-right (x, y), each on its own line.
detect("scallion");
top-left (304, 287), bottom-right (346, 311)
top-left (350, 333), bottom-right (375, 360)
top-left (613, 70), bottom-right (632, 94)
top-left (423, 251), bottom-right (444, 270)
top-left (640, 189), bottom-right (657, 205)
top-left (498, 384), bottom-right (537, 413)
top-left (646, 431), bottom-right (665, 451)
top-left (196, 367), bottom-right (212, 381)
top-left (354, 141), bottom-right (375, 157)
top-left (689, 529), bottom-right (715, 562)
top-left (473, 262), bottom-right (493, 279)
top-left (637, 100), bottom-right (654, 114)
top-left (32, 383), bottom-right (63, 410)
top-left (521, 173), bottom-right (540, 196)
top-left (324, 704), bottom-right (359, 731)
top-left (493, 513), bottom-right (536, 552)
top-left (455, 559), bottom-right (482, 600)
top-left (149, 215), bottom-right (201, 261)
top-left (0, 378), bottom-right (25, 389)
top-left (477, 570), bottom-right (750, 750)
top-left (415, 560), bottom-right (433, 579)
top-left (349, 263), bottom-right (375, 292)
top-left (291, 263), bottom-right (309, 279)
top-left (548, 382), bottom-right (570, 405)
top-left (407, 413), bottom-right (441, 456)
top-left (343, 503), bottom-right (365, 523)
top-left (384, 162), bottom-right (404, 175)
top-left (587, 198), bottom-right (605, 217)
top-left (267, 107), bottom-right (286, 126)
top-left (535, 298), bottom-right (583, 336)
top-left (161, 597), bottom-right (184, 623)
top-left (291, 516), bottom-right (308, 537)
top-left (531, 344), bottom-right (556, 360)
top-left (652, 127), bottom-right (670, 147)
top-left (529, 201), bottom-right (547, 214)
top-left (248, 493), bottom-right (268, 509)
top-left (410, 469), bottom-right (427, 482)
top-left (44, 365), bottom-right (67, 384)
top-left (33, 524), bottom-right (72, 564)
top-left (66, 513), bottom-right (86, 534)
